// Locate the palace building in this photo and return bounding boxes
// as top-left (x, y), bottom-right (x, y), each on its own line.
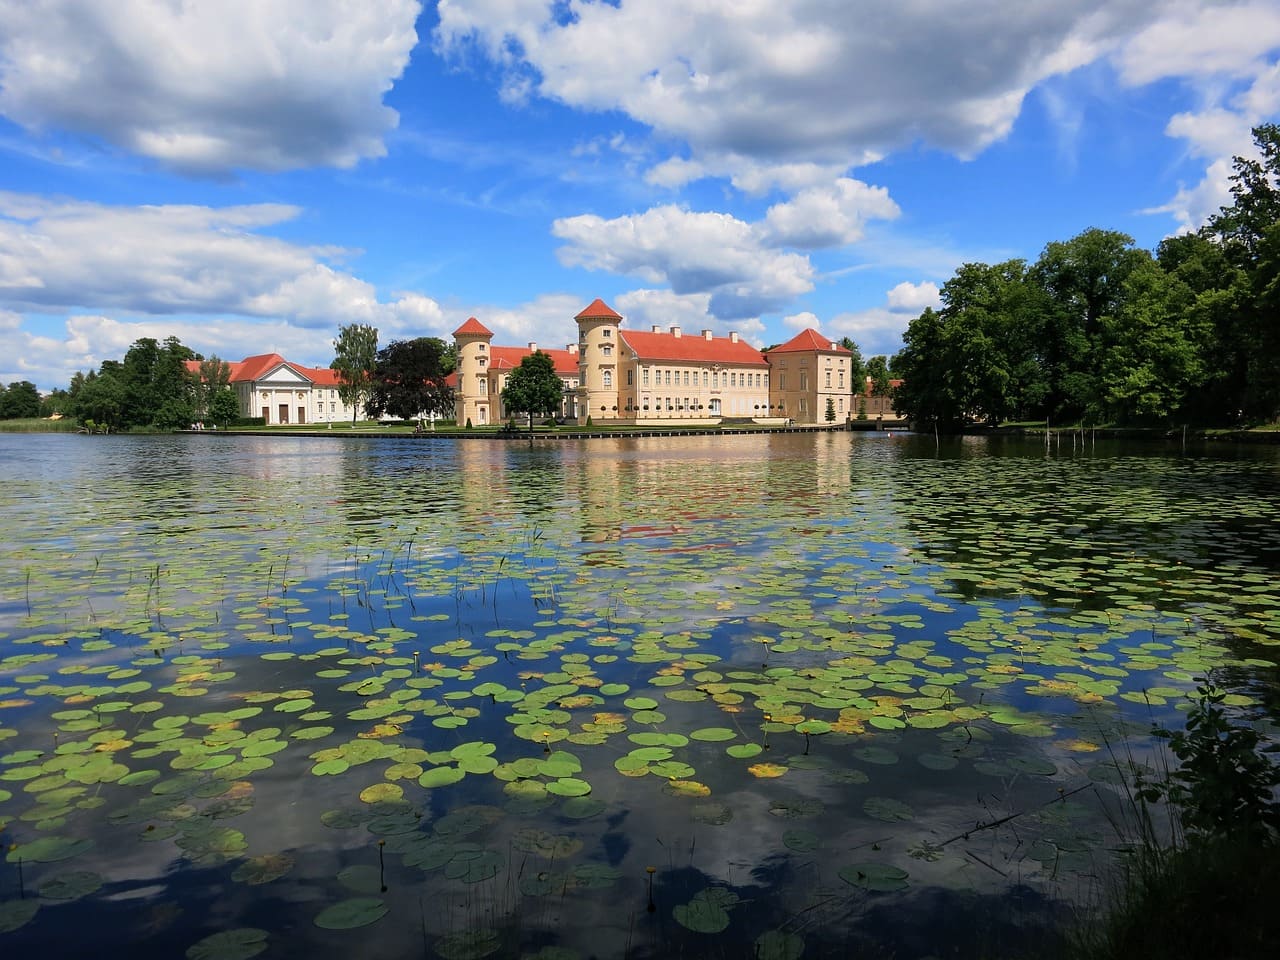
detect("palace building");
top-left (452, 298), bottom-right (860, 427)
top-left (198, 298), bottom-right (874, 428)
top-left (186, 353), bottom-right (357, 426)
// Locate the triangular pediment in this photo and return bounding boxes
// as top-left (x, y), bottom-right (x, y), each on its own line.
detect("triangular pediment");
top-left (257, 363), bottom-right (312, 385)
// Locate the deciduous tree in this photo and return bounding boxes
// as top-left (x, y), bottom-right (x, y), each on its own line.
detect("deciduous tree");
top-left (331, 323), bottom-right (378, 425)
top-left (366, 337), bottom-right (454, 422)
top-left (0, 380), bottom-right (40, 419)
top-left (501, 351), bottom-right (563, 430)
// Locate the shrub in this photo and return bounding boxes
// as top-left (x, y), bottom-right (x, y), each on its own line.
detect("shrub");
top-left (1136, 677), bottom-right (1280, 840)
top-left (1075, 676), bottom-right (1280, 960)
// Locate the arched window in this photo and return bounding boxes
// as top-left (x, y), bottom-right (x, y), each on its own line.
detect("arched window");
top-left (603, 369), bottom-right (613, 388)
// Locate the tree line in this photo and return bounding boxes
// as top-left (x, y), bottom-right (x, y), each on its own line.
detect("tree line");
top-left (891, 124), bottom-right (1280, 432)
top-left (32, 336), bottom-right (239, 432)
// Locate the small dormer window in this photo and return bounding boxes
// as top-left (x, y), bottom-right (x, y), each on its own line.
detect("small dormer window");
top-left (478, 343), bottom-right (486, 351)
top-left (602, 329), bottom-right (612, 338)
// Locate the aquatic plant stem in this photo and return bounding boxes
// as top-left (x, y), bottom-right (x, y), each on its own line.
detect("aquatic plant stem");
top-left (937, 783), bottom-right (1092, 847)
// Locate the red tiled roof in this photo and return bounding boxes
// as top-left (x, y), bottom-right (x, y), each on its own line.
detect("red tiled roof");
top-left (619, 330), bottom-right (766, 366)
top-left (300, 366), bottom-right (342, 386)
top-left (454, 317), bottom-right (493, 337)
top-left (186, 354), bottom-right (334, 385)
top-left (574, 298), bottom-right (622, 320)
top-left (768, 329), bottom-right (850, 354)
top-left (489, 346), bottom-right (579, 376)
top-left (230, 353), bottom-right (299, 382)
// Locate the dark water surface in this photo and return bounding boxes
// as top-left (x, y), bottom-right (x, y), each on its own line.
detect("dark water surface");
top-left (1, 432), bottom-right (1278, 958)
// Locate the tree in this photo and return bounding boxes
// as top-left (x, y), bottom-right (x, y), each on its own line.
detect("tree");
top-left (366, 337), bottom-right (454, 422)
top-left (1209, 122), bottom-right (1280, 262)
top-left (0, 381), bottom-right (41, 419)
top-left (40, 388), bottom-right (72, 418)
top-left (1201, 124), bottom-right (1280, 422)
top-left (194, 357), bottom-right (231, 418)
top-left (1095, 259), bottom-right (1208, 424)
top-left (331, 323), bottom-right (378, 425)
top-left (74, 366), bottom-right (126, 431)
top-left (839, 336), bottom-right (866, 387)
top-left (501, 351), bottom-right (563, 430)
top-left (891, 260), bottom-right (1052, 430)
top-left (865, 355), bottom-right (892, 397)
top-left (208, 388), bottom-right (241, 428)
top-left (116, 336), bottom-right (196, 429)
top-left (1031, 229), bottom-right (1150, 421)
top-left (824, 396), bottom-right (836, 422)
top-left (892, 307), bottom-right (955, 429)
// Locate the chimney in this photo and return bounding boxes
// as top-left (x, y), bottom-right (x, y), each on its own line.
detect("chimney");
top-left (528, 342), bottom-right (537, 352)
top-left (652, 324), bottom-right (662, 333)
top-left (702, 329), bottom-right (713, 340)
top-left (670, 326), bottom-right (682, 338)
top-left (730, 331), bottom-right (740, 343)
top-left (567, 343), bottom-right (578, 355)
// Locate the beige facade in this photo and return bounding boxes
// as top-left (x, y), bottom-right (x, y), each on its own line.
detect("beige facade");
top-left (451, 317), bottom-right (581, 426)
top-left (452, 299), bottom-right (869, 427)
top-left (766, 329), bottom-right (858, 423)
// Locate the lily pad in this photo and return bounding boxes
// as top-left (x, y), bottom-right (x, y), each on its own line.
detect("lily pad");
top-left (839, 862), bottom-right (910, 892)
top-left (314, 897), bottom-right (388, 930)
top-left (185, 928), bottom-right (269, 960)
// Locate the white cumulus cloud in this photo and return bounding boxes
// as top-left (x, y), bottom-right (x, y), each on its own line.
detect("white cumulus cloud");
top-left (762, 178), bottom-right (900, 248)
top-left (886, 281), bottom-right (942, 312)
top-left (552, 204), bottom-right (815, 319)
top-left (0, 0), bottom-right (421, 174)
top-left (0, 192), bottom-right (443, 332)
top-left (437, 0), bottom-right (1158, 186)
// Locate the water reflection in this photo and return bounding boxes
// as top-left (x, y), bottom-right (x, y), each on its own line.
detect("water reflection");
top-left (1, 432), bottom-right (1278, 960)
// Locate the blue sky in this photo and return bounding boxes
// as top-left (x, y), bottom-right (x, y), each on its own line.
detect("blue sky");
top-left (2, 0), bottom-right (1279, 392)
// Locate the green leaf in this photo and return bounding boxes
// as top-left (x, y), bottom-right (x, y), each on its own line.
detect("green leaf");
top-left (314, 897), bottom-right (388, 930)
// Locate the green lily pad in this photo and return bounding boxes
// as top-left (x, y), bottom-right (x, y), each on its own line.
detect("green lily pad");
top-left (419, 766), bottom-right (465, 788)
top-left (0, 899), bottom-right (40, 933)
top-left (185, 928), bottom-right (269, 960)
top-left (862, 797), bottom-right (914, 822)
top-left (546, 777), bottom-right (591, 797)
top-left (38, 870), bottom-right (103, 900)
top-left (839, 862), bottom-right (910, 892)
top-left (673, 897), bottom-right (731, 934)
top-left (314, 897), bottom-right (388, 930)
top-left (690, 727), bottom-right (737, 742)
top-left (435, 928), bottom-right (502, 960)
top-left (6, 835), bottom-right (94, 863)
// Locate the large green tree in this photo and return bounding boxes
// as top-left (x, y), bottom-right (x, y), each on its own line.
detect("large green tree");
top-left (330, 323), bottom-right (378, 425)
top-left (0, 381), bottom-right (41, 419)
top-left (501, 351), bottom-right (563, 430)
top-left (1031, 229), bottom-right (1150, 421)
top-left (366, 337), bottom-right (454, 422)
top-left (1202, 124), bottom-right (1280, 421)
top-left (893, 260), bottom-right (1050, 429)
top-left (117, 336), bottom-right (197, 429)
top-left (207, 388), bottom-right (241, 428)
top-left (864, 355), bottom-right (892, 398)
top-left (1094, 259), bottom-right (1208, 424)
top-left (193, 356), bottom-right (231, 418)
top-left (74, 365), bottom-right (126, 431)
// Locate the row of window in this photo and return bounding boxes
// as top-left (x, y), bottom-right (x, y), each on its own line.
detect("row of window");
top-left (474, 375), bottom-right (578, 394)
top-left (636, 368), bottom-right (768, 388)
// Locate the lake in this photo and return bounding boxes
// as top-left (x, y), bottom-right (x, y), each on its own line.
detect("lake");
top-left (1, 431), bottom-right (1278, 959)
